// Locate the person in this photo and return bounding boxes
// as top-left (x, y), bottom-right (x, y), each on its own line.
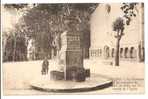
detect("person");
top-left (52, 33), bottom-right (61, 58)
top-left (41, 57), bottom-right (49, 75)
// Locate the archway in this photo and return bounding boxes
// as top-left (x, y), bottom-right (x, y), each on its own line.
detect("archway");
top-left (124, 47), bottom-right (128, 58)
top-left (120, 48), bottom-right (123, 58)
top-left (104, 46), bottom-right (110, 59)
top-left (130, 47), bottom-right (134, 58)
top-left (141, 47), bottom-right (145, 61)
top-left (111, 48), bottom-right (115, 57)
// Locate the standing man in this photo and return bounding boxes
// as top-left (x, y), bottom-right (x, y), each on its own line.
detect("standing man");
top-left (41, 57), bottom-right (49, 75)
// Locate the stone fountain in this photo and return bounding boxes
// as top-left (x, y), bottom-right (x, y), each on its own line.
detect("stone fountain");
top-left (30, 4), bottom-right (113, 92)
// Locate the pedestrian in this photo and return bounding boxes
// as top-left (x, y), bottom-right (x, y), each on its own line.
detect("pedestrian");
top-left (41, 57), bottom-right (49, 75)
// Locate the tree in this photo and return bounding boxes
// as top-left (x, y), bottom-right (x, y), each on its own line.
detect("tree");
top-left (3, 4), bottom-right (28, 10)
top-left (3, 4), bottom-right (98, 60)
top-left (4, 31), bottom-right (27, 62)
top-left (112, 17), bottom-right (125, 66)
top-left (112, 3), bottom-right (138, 66)
top-left (121, 3), bottom-right (138, 25)
top-left (2, 5), bottom-right (28, 61)
top-left (19, 4), bottom-right (98, 59)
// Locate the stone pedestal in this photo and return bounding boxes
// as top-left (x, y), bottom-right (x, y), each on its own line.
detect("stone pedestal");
top-left (58, 31), bottom-right (87, 81)
top-left (50, 31), bottom-right (89, 81)
top-left (31, 74), bottom-right (113, 93)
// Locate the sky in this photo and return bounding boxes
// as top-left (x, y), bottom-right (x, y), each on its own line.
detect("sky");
top-left (1, 5), bottom-right (32, 34)
top-left (1, 6), bottom-right (21, 33)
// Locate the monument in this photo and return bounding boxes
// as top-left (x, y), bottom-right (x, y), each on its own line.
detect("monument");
top-left (30, 20), bottom-right (112, 92)
top-left (30, 5), bottom-right (113, 92)
top-left (50, 30), bottom-right (90, 81)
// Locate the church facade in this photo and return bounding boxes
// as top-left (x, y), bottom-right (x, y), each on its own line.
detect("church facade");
top-left (89, 3), bottom-right (144, 62)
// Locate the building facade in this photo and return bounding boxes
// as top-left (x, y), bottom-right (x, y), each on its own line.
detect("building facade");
top-left (89, 3), bottom-right (144, 62)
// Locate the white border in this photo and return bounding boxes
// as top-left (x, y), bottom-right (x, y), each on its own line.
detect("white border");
top-left (1, 0), bottom-right (148, 99)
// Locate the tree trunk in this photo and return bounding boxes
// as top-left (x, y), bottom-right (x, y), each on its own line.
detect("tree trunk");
top-left (13, 35), bottom-right (16, 61)
top-left (115, 38), bottom-right (120, 66)
top-left (51, 48), bottom-right (54, 59)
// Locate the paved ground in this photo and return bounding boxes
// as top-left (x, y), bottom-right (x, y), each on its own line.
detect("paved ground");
top-left (2, 59), bottom-right (144, 95)
top-left (84, 58), bottom-right (144, 78)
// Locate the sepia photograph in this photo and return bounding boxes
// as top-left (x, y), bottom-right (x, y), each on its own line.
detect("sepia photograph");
top-left (1, 3), bottom-right (145, 95)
